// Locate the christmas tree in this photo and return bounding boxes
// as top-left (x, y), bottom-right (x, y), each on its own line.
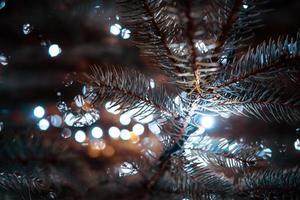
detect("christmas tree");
top-left (0, 0), bottom-right (300, 199)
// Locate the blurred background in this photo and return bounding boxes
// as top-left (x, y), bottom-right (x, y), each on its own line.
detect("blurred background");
top-left (0, 1), bottom-right (299, 195)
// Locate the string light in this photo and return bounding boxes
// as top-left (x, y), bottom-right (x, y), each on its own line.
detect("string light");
top-left (108, 126), bottom-right (120, 139)
top-left (33, 106), bottom-right (45, 118)
top-left (200, 116), bottom-right (215, 129)
top-left (74, 130), bottom-right (86, 143)
top-left (119, 113), bottom-right (131, 126)
top-left (48, 44), bottom-right (61, 57)
top-left (38, 119), bottom-right (50, 131)
top-left (91, 126), bottom-right (103, 139)
top-left (132, 124), bottom-right (144, 135)
top-left (110, 24), bottom-right (122, 35)
top-left (120, 129), bottom-right (131, 140)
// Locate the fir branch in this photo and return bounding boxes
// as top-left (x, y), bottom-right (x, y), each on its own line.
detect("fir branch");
top-left (85, 65), bottom-right (178, 119)
top-left (215, 31), bottom-right (300, 89)
top-left (238, 167), bottom-right (300, 199)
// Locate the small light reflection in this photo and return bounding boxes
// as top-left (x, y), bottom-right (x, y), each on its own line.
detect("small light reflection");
top-left (121, 28), bottom-right (131, 39)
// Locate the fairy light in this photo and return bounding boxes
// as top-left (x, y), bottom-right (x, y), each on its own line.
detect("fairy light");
top-left (91, 126), bottom-right (103, 139)
top-left (108, 126), bottom-right (120, 139)
top-left (119, 113), bottom-right (131, 126)
top-left (48, 44), bottom-right (62, 57)
top-left (74, 130), bottom-right (86, 143)
top-left (132, 124), bottom-right (144, 136)
top-left (120, 129), bottom-right (131, 140)
top-left (294, 139), bottom-right (300, 151)
top-left (200, 116), bottom-right (215, 129)
top-left (110, 23), bottom-right (122, 35)
top-left (38, 119), bottom-right (50, 131)
top-left (33, 106), bottom-right (45, 118)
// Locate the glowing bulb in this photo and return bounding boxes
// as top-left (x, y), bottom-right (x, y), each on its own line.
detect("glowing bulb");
top-left (110, 23), bottom-right (121, 35)
top-left (243, 4), bottom-right (248, 9)
top-left (33, 106), bottom-right (45, 118)
top-left (132, 123), bottom-right (144, 135)
top-left (48, 44), bottom-right (61, 57)
top-left (38, 119), bottom-right (50, 131)
top-left (294, 139), bottom-right (300, 151)
top-left (119, 113), bottom-right (131, 126)
top-left (108, 126), bottom-right (120, 139)
top-left (120, 129), bottom-right (131, 140)
top-left (121, 28), bottom-right (131, 39)
top-left (150, 79), bottom-right (155, 88)
top-left (200, 116), bottom-right (215, 129)
top-left (91, 126), bottom-right (103, 139)
top-left (195, 40), bottom-right (208, 53)
top-left (75, 130), bottom-right (86, 143)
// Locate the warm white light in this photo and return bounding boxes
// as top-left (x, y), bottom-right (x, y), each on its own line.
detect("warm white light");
top-left (108, 126), bottom-right (120, 139)
top-left (119, 113), bottom-right (131, 126)
top-left (148, 122), bottom-right (160, 135)
top-left (120, 129), bottom-right (131, 140)
top-left (110, 23), bottom-right (122, 35)
top-left (200, 116), bottom-right (215, 129)
top-left (91, 126), bottom-right (103, 139)
top-left (132, 124), bottom-right (144, 136)
top-left (33, 106), bottom-right (45, 118)
top-left (105, 101), bottom-right (120, 114)
top-left (75, 130), bottom-right (86, 143)
top-left (38, 119), bottom-right (50, 131)
top-left (48, 44), bottom-right (61, 57)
